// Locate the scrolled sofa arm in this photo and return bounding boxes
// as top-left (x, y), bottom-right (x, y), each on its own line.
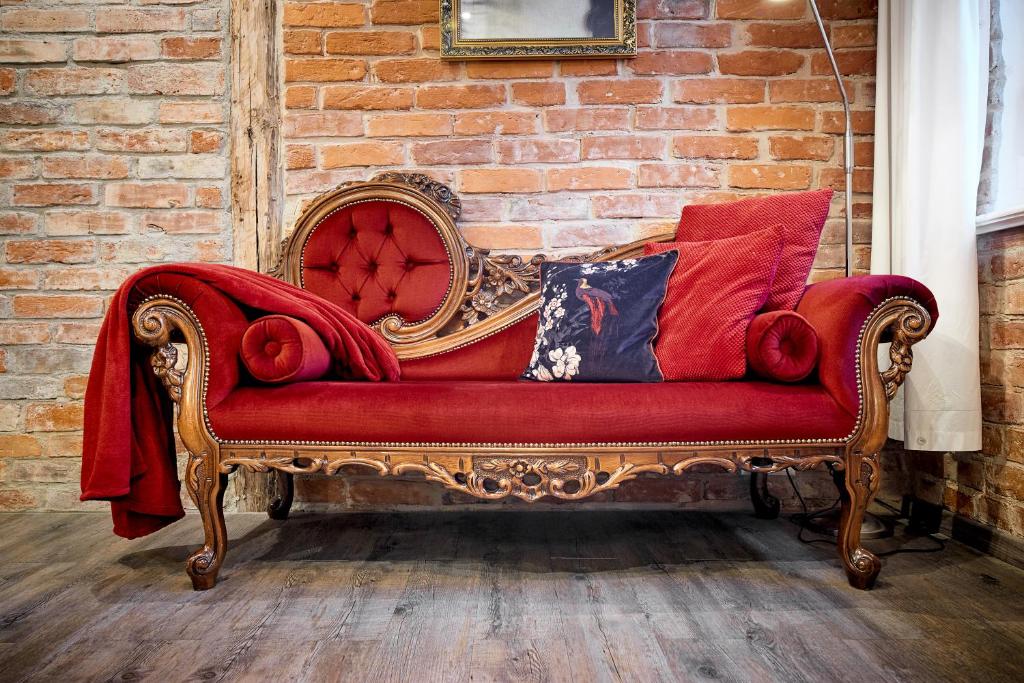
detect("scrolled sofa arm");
top-left (796, 275), bottom-right (938, 421)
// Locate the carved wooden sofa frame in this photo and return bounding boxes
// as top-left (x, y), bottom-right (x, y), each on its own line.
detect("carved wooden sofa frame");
top-left (132, 173), bottom-right (933, 591)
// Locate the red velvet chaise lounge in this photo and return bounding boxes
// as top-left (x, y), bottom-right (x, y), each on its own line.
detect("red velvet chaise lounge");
top-left (124, 173), bottom-right (937, 590)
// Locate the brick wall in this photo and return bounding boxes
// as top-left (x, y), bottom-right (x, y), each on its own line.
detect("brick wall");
top-left (280, 0), bottom-right (879, 512)
top-left (0, 1), bottom-right (231, 511)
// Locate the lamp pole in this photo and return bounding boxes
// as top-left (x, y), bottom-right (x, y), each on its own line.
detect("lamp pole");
top-left (807, 0), bottom-right (855, 276)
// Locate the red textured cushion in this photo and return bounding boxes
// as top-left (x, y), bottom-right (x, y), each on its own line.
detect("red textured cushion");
top-left (209, 380), bottom-right (856, 444)
top-left (241, 315), bottom-right (331, 384)
top-left (746, 310), bottom-right (819, 383)
top-left (676, 189), bottom-right (833, 311)
top-left (301, 199), bottom-right (452, 325)
top-left (644, 225), bottom-right (783, 381)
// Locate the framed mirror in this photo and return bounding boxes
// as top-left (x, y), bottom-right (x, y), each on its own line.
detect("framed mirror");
top-left (440, 0), bottom-right (637, 59)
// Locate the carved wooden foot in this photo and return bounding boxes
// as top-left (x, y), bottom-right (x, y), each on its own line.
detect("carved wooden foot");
top-left (185, 452), bottom-right (228, 591)
top-left (749, 470), bottom-right (780, 519)
top-left (836, 454), bottom-right (882, 590)
top-left (267, 470), bottom-right (294, 521)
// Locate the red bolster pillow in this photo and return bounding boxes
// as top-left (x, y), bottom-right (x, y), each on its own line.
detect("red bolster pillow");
top-left (746, 310), bottom-right (819, 383)
top-left (241, 315), bottom-right (331, 384)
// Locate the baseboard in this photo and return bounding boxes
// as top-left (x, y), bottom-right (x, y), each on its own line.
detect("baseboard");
top-left (946, 513), bottom-right (1024, 570)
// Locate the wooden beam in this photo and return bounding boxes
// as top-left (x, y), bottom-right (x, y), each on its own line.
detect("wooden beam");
top-left (230, 0), bottom-right (282, 272)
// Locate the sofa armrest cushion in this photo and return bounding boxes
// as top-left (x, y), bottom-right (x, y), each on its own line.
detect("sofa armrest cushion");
top-left (796, 274), bottom-right (938, 416)
top-left (746, 310), bottom-right (819, 383)
top-left (241, 315), bottom-right (331, 384)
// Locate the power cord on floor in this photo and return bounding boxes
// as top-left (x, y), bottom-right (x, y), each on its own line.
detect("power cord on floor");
top-left (784, 468), bottom-right (946, 556)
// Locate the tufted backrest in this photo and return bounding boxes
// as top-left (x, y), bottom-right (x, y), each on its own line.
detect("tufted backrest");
top-left (300, 199), bottom-right (453, 325)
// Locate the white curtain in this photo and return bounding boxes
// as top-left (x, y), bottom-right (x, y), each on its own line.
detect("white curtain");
top-left (871, 0), bottom-right (986, 451)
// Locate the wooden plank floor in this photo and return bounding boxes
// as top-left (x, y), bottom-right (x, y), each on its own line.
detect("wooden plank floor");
top-left (2, 510), bottom-right (1024, 682)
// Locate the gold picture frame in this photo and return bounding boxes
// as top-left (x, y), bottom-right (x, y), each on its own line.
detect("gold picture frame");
top-left (440, 0), bottom-right (637, 60)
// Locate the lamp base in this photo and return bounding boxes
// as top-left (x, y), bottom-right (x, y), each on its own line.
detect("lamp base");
top-left (799, 509), bottom-right (893, 540)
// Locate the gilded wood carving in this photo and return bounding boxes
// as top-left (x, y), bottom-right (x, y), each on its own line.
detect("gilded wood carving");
top-left (130, 176), bottom-right (935, 590)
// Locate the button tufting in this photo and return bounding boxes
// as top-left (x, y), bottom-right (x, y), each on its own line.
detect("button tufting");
top-left (367, 261), bottom-right (378, 272)
top-left (348, 228), bottom-right (357, 238)
top-left (351, 293), bottom-right (360, 302)
top-left (404, 258), bottom-right (416, 271)
top-left (387, 290), bottom-right (396, 300)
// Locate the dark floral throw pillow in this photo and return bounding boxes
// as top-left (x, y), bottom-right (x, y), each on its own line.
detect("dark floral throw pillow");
top-left (522, 251), bottom-right (678, 382)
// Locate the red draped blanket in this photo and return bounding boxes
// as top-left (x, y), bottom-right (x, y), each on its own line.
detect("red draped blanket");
top-left (81, 263), bottom-right (400, 539)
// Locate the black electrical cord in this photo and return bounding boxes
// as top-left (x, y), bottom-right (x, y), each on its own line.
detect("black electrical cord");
top-left (784, 468), bottom-right (946, 555)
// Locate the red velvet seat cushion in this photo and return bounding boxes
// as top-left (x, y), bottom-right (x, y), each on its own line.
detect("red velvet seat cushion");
top-left (301, 200), bottom-right (452, 325)
top-left (208, 380), bottom-right (856, 444)
top-left (676, 189), bottom-right (833, 311)
top-left (240, 315), bottom-right (331, 384)
top-left (746, 310), bottom-right (819, 383)
top-left (644, 225), bottom-right (783, 381)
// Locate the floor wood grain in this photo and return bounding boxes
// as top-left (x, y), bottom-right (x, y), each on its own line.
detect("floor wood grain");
top-left (2, 510), bottom-right (1024, 682)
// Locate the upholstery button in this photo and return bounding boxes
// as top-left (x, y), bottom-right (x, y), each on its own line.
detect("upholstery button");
top-left (387, 290), bottom-right (396, 300)
top-left (404, 259), bottom-right (415, 271)
top-left (383, 224), bottom-right (393, 235)
top-left (263, 341), bottom-right (281, 356)
top-left (349, 228), bottom-right (357, 238)
top-left (352, 293), bottom-right (360, 302)
top-left (367, 261), bottom-right (378, 272)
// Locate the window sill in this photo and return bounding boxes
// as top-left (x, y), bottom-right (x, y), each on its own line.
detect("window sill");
top-left (977, 206), bottom-right (1024, 235)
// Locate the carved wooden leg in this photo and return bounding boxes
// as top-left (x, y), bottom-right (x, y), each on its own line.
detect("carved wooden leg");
top-left (749, 471), bottom-right (781, 519)
top-left (267, 470), bottom-right (294, 520)
top-left (836, 453), bottom-right (882, 590)
top-left (185, 452), bottom-right (228, 591)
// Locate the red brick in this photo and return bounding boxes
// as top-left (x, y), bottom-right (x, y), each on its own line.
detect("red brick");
top-left (322, 142), bottom-right (405, 167)
top-left (96, 8), bottom-right (186, 33)
top-left (284, 3), bottom-right (365, 28)
top-left (769, 135), bottom-right (834, 161)
top-left (459, 224), bottom-right (543, 250)
top-left (729, 164), bottom-right (812, 190)
top-left (496, 139), bottom-right (579, 164)
top-left (366, 113), bottom-right (452, 137)
top-left (459, 169), bottom-right (542, 194)
top-left (727, 105), bottom-right (815, 131)
top-left (13, 184), bottom-right (95, 207)
top-left (467, 61), bottom-right (554, 79)
top-left (285, 58), bottom-right (366, 82)
top-left (286, 144), bottom-right (315, 170)
top-left (0, 213), bottom-right (38, 235)
top-left (0, 158), bottom-right (34, 179)
top-left (577, 79), bottom-right (663, 104)
top-left (0, 433), bottom-right (52, 457)
top-left (673, 135), bottom-right (758, 160)
top-left (105, 183), bottom-right (188, 208)
top-left (326, 30), bottom-right (416, 55)
top-left (0, 68), bottom-right (14, 95)
top-left (544, 108), bottom-right (631, 132)
top-left (559, 60), bottom-right (618, 76)
top-left (0, 269), bottom-right (39, 290)
top-left (832, 24), bottom-right (876, 48)
top-left (820, 109), bottom-right (875, 134)
top-left (41, 267), bottom-right (132, 291)
top-left (746, 23), bottom-right (822, 48)
top-left (718, 50), bottom-right (804, 76)
top-left (285, 86), bottom-right (316, 109)
top-left (416, 84), bottom-right (506, 109)
top-left (1, 130), bottom-right (90, 153)
top-left (72, 37), bottom-right (159, 63)
top-left (672, 78), bottom-right (765, 104)
top-left (139, 211), bottom-right (223, 235)
top-left (817, 0), bottom-right (877, 20)
top-left (811, 49), bottom-right (876, 76)
top-left (769, 78), bottom-right (855, 103)
top-left (628, 50), bottom-right (713, 75)
top-left (322, 85), bottom-right (413, 110)
top-left (455, 111), bottom-right (537, 136)
top-left (373, 58), bottom-right (460, 83)
top-left (412, 140), bottom-right (492, 165)
top-left (161, 37), bottom-right (221, 60)
top-left (638, 0), bottom-right (710, 20)
top-left (24, 68), bottom-right (123, 96)
top-left (717, 0), bottom-right (804, 19)
top-left (96, 129), bottom-right (185, 153)
top-left (127, 64), bottom-right (224, 95)
top-left (0, 102), bottom-right (60, 125)
top-left (158, 102), bottom-right (224, 124)
top-left (196, 188), bottom-right (223, 209)
top-left (635, 106), bottom-right (718, 130)
top-left (511, 82), bottom-right (565, 106)
top-left (420, 26), bottom-right (441, 51)
top-left (638, 164), bottom-right (720, 188)
top-left (592, 194), bottom-right (684, 219)
top-left (41, 156), bottom-right (129, 180)
top-left (0, 490), bottom-right (36, 512)
top-left (583, 136), bottom-right (664, 160)
top-left (0, 322), bottom-right (49, 344)
top-left (13, 295), bottom-right (103, 319)
top-left (25, 403), bottom-right (84, 432)
top-left (284, 30), bottom-right (322, 55)
top-left (547, 167), bottom-right (632, 191)
top-left (284, 111), bottom-right (363, 137)
top-left (44, 211), bottom-right (128, 235)
top-left (1, 9), bottom-right (90, 32)
top-left (653, 22), bottom-right (731, 48)
top-left (820, 167), bottom-right (873, 193)
top-left (370, 0), bottom-right (438, 25)
top-left (190, 130), bottom-right (223, 154)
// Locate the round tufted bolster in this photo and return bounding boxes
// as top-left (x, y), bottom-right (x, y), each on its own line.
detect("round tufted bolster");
top-left (746, 310), bottom-right (819, 383)
top-left (301, 200), bottom-right (453, 325)
top-left (240, 315), bottom-right (331, 384)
